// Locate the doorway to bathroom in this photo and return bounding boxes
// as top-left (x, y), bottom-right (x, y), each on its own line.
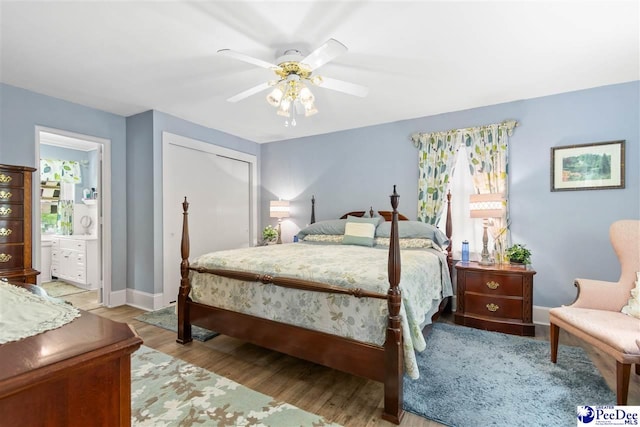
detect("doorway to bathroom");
top-left (34, 127), bottom-right (112, 308)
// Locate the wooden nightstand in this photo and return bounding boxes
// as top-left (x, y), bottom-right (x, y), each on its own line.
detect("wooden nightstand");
top-left (454, 261), bottom-right (536, 336)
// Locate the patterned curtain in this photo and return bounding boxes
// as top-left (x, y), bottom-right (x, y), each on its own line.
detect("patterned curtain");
top-left (58, 200), bottom-right (74, 235)
top-left (461, 120), bottom-right (517, 260)
top-left (411, 131), bottom-right (462, 225)
top-left (40, 159), bottom-right (82, 184)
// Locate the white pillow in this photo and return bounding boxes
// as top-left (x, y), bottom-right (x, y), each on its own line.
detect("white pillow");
top-left (621, 272), bottom-right (640, 319)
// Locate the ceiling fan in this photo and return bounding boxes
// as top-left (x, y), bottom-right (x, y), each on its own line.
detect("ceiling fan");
top-left (218, 39), bottom-right (368, 126)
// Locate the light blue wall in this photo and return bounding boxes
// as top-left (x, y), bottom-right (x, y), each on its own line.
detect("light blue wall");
top-left (261, 81), bottom-right (640, 308)
top-left (3, 81), bottom-right (637, 308)
top-left (126, 111), bottom-right (155, 294)
top-left (124, 110), bottom-right (260, 294)
top-left (0, 83), bottom-right (128, 292)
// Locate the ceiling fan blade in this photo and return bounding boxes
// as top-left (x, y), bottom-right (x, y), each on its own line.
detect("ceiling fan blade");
top-left (300, 38), bottom-right (347, 71)
top-left (218, 49), bottom-right (280, 70)
top-left (311, 76), bottom-right (369, 97)
top-left (227, 81), bottom-right (273, 103)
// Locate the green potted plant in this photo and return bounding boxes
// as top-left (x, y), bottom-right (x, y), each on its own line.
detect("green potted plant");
top-left (505, 243), bottom-right (532, 265)
top-left (262, 225), bottom-right (278, 244)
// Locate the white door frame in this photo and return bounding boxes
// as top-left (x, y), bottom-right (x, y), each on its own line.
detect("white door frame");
top-left (34, 126), bottom-right (113, 306)
top-left (162, 131), bottom-right (258, 306)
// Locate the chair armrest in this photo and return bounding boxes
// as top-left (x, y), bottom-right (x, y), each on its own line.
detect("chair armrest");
top-left (569, 278), bottom-right (630, 311)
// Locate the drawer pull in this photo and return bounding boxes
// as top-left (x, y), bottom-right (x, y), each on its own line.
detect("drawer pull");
top-left (0, 253), bottom-right (12, 263)
top-left (0, 228), bottom-right (12, 237)
top-left (0, 191), bottom-right (12, 200)
top-left (486, 281), bottom-right (500, 290)
top-left (0, 174), bottom-right (12, 183)
top-left (0, 207), bottom-right (12, 216)
top-left (486, 303), bottom-right (499, 312)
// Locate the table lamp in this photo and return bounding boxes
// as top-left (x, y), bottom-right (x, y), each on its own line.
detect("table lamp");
top-left (269, 200), bottom-right (290, 244)
top-left (469, 193), bottom-right (504, 265)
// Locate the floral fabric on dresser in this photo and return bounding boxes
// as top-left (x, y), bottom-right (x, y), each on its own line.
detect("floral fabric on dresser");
top-left (190, 242), bottom-right (453, 379)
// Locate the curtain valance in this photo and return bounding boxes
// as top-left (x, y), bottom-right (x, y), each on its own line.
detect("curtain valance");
top-left (410, 120), bottom-right (518, 148)
top-left (40, 159), bottom-right (82, 184)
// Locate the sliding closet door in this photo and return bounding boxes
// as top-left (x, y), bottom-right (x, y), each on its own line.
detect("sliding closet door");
top-left (162, 133), bottom-right (256, 306)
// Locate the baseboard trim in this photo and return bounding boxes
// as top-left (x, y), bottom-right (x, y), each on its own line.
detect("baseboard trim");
top-left (533, 305), bottom-right (551, 326)
top-left (107, 289), bottom-right (127, 307)
top-left (126, 288), bottom-right (165, 311)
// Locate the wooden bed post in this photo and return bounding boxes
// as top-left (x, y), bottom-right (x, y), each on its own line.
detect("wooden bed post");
top-left (176, 197), bottom-right (193, 344)
top-left (382, 185), bottom-right (404, 424)
top-left (310, 195), bottom-right (316, 224)
top-left (445, 190), bottom-right (453, 273)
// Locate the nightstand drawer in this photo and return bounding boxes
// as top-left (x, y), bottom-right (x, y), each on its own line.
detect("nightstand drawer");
top-left (464, 271), bottom-right (523, 296)
top-left (464, 293), bottom-right (523, 320)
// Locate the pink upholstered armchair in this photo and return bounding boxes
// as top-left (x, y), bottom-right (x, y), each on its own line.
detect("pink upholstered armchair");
top-left (549, 219), bottom-right (640, 405)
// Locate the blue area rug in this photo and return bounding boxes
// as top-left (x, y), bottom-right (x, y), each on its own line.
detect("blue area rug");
top-left (404, 322), bottom-right (615, 427)
top-left (135, 306), bottom-right (218, 342)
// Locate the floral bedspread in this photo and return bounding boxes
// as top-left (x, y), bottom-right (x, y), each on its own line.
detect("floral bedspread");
top-left (189, 242), bottom-right (453, 379)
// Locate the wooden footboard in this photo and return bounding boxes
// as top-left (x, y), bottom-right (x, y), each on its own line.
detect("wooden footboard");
top-left (176, 186), bottom-right (451, 424)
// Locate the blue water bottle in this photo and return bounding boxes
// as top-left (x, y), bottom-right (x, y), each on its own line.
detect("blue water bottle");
top-left (462, 240), bottom-right (469, 262)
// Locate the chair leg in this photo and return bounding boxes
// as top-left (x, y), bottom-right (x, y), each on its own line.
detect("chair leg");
top-left (550, 322), bottom-right (559, 363)
top-left (616, 361), bottom-right (631, 405)
top-left (636, 364), bottom-right (640, 376)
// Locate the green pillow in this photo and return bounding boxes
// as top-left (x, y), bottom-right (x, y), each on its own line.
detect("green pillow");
top-left (347, 215), bottom-right (384, 227)
top-left (342, 221), bottom-right (376, 247)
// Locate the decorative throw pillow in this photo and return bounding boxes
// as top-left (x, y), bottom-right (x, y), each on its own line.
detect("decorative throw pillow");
top-left (375, 220), bottom-right (449, 249)
top-left (347, 215), bottom-right (384, 227)
top-left (296, 219), bottom-right (347, 240)
top-left (374, 237), bottom-right (435, 249)
top-left (621, 272), bottom-right (640, 319)
top-left (303, 234), bottom-right (344, 244)
top-left (342, 221), bottom-right (376, 247)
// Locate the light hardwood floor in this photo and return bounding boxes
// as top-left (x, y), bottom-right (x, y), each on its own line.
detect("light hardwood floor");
top-left (89, 304), bottom-right (639, 427)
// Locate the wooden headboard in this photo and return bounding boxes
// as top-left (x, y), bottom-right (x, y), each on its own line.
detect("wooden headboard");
top-left (340, 209), bottom-right (409, 221)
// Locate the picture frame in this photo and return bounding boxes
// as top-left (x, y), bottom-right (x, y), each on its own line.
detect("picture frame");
top-left (551, 140), bottom-right (625, 192)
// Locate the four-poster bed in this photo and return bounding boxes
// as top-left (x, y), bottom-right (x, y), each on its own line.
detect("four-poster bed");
top-left (176, 187), bottom-right (453, 424)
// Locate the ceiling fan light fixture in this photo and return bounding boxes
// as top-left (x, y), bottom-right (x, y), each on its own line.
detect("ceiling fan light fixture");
top-left (299, 86), bottom-right (314, 105)
top-left (266, 86), bottom-right (284, 107)
top-left (277, 98), bottom-right (291, 117)
top-left (304, 105), bottom-right (318, 117)
top-left (310, 75), bottom-right (323, 86)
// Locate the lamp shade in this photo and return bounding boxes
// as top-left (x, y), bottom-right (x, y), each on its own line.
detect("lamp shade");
top-left (270, 200), bottom-right (290, 219)
top-left (469, 193), bottom-right (504, 218)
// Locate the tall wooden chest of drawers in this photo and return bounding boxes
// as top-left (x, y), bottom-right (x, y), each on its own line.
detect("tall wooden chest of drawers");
top-left (454, 261), bottom-right (536, 336)
top-left (0, 164), bottom-right (39, 283)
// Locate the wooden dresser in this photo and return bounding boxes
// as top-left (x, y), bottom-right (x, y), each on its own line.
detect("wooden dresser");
top-left (455, 261), bottom-right (536, 336)
top-left (0, 306), bottom-right (143, 427)
top-left (0, 164), bottom-right (39, 283)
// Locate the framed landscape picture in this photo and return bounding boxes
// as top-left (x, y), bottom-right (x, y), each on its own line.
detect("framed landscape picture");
top-left (551, 140), bottom-right (625, 191)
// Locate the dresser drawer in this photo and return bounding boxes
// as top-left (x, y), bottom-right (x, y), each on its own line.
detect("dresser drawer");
top-left (0, 170), bottom-right (24, 188)
top-left (0, 245), bottom-right (25, 270)
top-left (60, 239), bottom-right (86, 251)
top-left (0, 220), bottom-right (23, 244)
top-left (464, 271), bottom-right (523, 297)
top-left (0, 204), bottom-right (23, 219)
top-left (0, 188), bottom-right (24, 203)
top-left (464, 293), bottom-right (524, 320)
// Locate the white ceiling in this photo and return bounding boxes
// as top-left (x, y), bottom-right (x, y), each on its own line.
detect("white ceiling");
top-left (1, 1), bottom-right (638, 144)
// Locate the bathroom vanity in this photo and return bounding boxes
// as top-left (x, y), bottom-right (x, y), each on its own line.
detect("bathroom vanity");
top-left (50, 235), bottom-right (99, 290)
